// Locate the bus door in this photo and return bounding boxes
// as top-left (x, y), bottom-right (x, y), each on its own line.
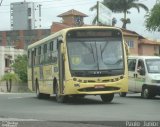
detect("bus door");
top-left (57, 40), bottom-right (65, 94)
top-left (31, 49), bottom-right (36, 91)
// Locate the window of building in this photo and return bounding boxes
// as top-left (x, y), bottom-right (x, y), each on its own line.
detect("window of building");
top-left (28, 19), bottom-right (32, 30)
top-left (126, 40), bottom-right (134, 48)
top-left (28, 8), bottom-right (31, 16)
top-left (5, 58), bottom-right (10, 68)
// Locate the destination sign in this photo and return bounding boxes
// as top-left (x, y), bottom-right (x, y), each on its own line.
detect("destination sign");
top-left (67, 29), bottom-right (122, 38)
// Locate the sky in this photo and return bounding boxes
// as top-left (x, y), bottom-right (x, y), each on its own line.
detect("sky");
top-left (0, 0), bottom-right (159, 40)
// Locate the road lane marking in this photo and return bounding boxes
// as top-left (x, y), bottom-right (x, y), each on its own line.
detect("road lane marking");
top-left (0, 118), bottom-right (39, 121)
top-left (8, 96), bottom-right (29, 99)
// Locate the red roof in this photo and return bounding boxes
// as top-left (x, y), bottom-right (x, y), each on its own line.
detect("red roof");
top-left (139, 38), bottom-right (160, 45)
top-left (58, 9), bottom-right (88, 17)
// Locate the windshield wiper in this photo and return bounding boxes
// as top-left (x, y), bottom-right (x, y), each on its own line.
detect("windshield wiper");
top-left (100, 44), bottom-right (103, 63)
top-left (89, 43), bottom-right (96, 62)
top-left (100, 42), bottom-right (109, 65)
top-left (95, 42), bottom-right (99, 70)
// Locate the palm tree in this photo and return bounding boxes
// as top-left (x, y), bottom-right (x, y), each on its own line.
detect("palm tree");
top-left (1, 73), bottom-right (20, 92)
top-left (90, 0), bottom-right (149, 29)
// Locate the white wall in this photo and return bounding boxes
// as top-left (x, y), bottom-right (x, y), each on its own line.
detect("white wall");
top-left (0, 46), bottom-right (25, 78)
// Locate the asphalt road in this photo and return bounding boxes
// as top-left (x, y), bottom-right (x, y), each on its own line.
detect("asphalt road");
top-left (0, 92), bottom-right (160, 127)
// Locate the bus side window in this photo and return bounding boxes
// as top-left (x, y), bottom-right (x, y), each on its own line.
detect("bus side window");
top-left (38, 46), bottom-right (41, 65)
top-left (33, 48), bottom-right (37, 66)
top-left (35, 48), bottom-right (39, 65)
top-left (52, 40), bottom-right (58, 63)
top-left (48, 41), bottom-right (54, 63)
top-left (43, 44), bottom-right (47, 64)
top-left (53, 40), bottom-right (57, 52)
top-left (50, 41), bottom-right (54, 51)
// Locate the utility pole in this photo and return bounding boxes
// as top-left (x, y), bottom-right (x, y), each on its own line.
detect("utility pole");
top-left (0, 0), bottom-right (3, 6)
top-left (97, 1), bottom-right (100, 25)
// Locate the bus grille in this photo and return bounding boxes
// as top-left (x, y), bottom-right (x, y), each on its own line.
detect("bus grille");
top-left (78, 87), bottom-right (120, 92)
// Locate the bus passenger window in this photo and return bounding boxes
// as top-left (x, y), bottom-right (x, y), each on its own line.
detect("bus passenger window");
top-left (50, 41), bottom-right (54, 51)
top-left (43, 44), bottom-right (47, 63)
top-left (38, 46), bottom-right (41, 64)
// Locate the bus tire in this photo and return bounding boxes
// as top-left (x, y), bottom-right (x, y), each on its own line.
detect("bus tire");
top-left (55, 82), bottom-right (68, 103)
top-left (100, 94), bottom-right (114, 103)
top-left (119, 92), bottom-right (127, 97)
top-left (56, 94), bottom-right (68, 103)
top-left (36, 81), bottom-right (43, 99)
top-left (141, 87), bottom-right (153, 99)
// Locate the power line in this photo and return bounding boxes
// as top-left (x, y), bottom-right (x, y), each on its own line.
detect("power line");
top-left (0, 0), bottom-right (96, 13)
top-left (0, 0), bottom-right (94, 7)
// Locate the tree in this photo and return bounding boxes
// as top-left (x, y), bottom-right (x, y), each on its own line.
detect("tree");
top-left (1, 73), bottom-right (19, 92)
top-left (145, 1), bottom-right (160, 31)
top-left (12, 54), bottom-right (28, 83)
top-left (90, 0), bottom-right (148, 29)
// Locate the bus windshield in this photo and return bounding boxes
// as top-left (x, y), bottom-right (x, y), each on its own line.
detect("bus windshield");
top-left (146, 59), bottom-right (160, 73)
top-left (66, 30), bottom-right (124, 77)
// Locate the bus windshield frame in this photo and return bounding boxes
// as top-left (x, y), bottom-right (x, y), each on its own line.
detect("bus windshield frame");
top-left (66, 29), bottom-right (124, 77)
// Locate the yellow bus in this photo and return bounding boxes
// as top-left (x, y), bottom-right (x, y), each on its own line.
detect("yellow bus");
top-left (27, 26), bottom-right (128, 103)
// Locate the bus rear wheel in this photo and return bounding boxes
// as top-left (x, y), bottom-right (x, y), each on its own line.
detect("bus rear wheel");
top-left (36, 82), bottom-right (43, 99)
top-left (100, 94), bottom-right (114, 103)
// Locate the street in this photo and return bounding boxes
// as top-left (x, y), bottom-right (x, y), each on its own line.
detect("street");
top-left (0, 93), bottom-right (160, 127)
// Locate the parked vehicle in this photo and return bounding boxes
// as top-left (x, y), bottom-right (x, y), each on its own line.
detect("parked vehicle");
top-left (120, 56), bottom-right (160, 98)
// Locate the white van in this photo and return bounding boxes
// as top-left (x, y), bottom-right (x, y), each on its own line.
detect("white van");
top-left (120, 56), bottom-right (160, 98)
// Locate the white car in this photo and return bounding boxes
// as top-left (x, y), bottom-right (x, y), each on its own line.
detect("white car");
top-left (120, 56), bottom-right (160, 99)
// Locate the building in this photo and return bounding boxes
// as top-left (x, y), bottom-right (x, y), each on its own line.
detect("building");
top-left (1, 7), bottom-right (160, 56)
top-left (51, 9), bottom-right (160, 56)
top-left (51, 9), bottom-right (88, 33)
top-left (0, 29), bottom-right (50, 49)
top-left (10, 1), bottom-right (42, 30)
top-left (0, 46), bottom-right (25, 78)
top-left (122, 29), bottom-right (160, 56)
top-left (138, 38), bottom-right (160, 56)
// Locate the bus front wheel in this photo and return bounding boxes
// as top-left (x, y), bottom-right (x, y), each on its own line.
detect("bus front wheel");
top-left (55, 83), bottom-right (68, 103)
top-left (119, 92), bottom-right (127, 97)
top-left (56, 94), bottom-right (68, 103)
top-left (100, 94), bottom-right (114, 103)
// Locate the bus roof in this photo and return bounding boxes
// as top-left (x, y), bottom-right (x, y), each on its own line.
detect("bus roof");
top-left (27, 26), bottom-right (122, 50)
